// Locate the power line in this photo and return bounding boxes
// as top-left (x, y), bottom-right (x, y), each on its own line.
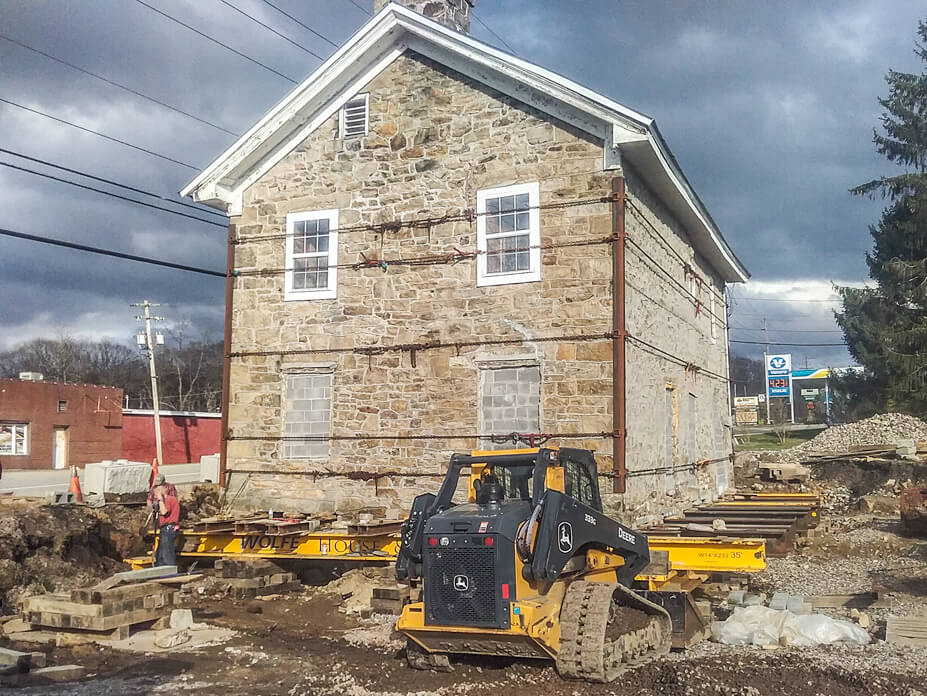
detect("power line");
top-left (0, 160), bottom-right (227, 228)
top-left (729, 339), bottom-right (846, 347)
top-left (260, 0), bottom-right (340, 48)
top-left (0, 148), bottom-right (226, 219)
top-left (731, 296), bottom-right (841, 303)
top-left (730, 327), bottom-right (843, 334)
top-left (0, 97), bottom-right (200, 170)
top-left (133, 0), bottom-right (298, 84)
top-left (0, 227), bottom-right (226, 277)
top-left (471, 10), bottom-right (516, 54)
top-left (217, 0), bottom-right (327, 61)
top-left (0, 34), bottom-right (238, 136)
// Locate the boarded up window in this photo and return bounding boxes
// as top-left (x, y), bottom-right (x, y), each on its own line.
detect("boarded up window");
top-left (480, 365), bottom-right (540, 448)
top-left (283, 372), bottom-right (332, 459)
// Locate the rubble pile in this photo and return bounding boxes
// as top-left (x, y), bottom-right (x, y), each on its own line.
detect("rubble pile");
top-left (0, 501), bottom-right (147, 613)
top-left (180, 484), bottom-right (222, 524)
top-left (794, 413), bottom-right (927, 458)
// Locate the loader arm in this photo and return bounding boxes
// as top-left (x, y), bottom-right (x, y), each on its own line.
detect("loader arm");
top-left (528, 489), bottom-right (650, 586)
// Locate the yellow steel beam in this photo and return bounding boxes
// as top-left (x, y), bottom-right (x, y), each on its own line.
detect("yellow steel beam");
top-left (177, 530), bottom-right (399, 561)
top-left (643, 536), bottom-right (766, 574)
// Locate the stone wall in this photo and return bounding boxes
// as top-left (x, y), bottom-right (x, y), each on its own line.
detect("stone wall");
top-left (225, 51), bottom-right (732, 524)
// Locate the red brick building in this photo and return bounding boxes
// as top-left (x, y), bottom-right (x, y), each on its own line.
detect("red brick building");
top-left (121, 409), bottom-right (221, 465)
top-left (0, 377), bottom-right (123, 471)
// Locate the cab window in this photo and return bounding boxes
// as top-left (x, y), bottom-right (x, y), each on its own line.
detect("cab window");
top-left (563, 458), bottom-right (600, 510)
top-left (490, 465), bottom-right (533, 500)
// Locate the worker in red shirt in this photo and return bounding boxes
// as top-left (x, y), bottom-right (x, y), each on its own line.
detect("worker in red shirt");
top-left (153, 484), bottom-right (180, 567)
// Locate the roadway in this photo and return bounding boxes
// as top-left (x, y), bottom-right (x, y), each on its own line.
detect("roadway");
top-left (0, 462), bottom-right (201, 498)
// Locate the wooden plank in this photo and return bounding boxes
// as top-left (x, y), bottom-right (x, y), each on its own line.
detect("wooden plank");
top-left (0, 647), bottom-right (34, 673)
top-left (886, 616), bottom-right (927, 647)
top-left (22, 597), bottom-right (102, 618)
top-left (27, 604), bottom-right (170, 631)
top-left (151, 573), bottom-right (203, 585)
top-left (91, 566), bottom-right (177, 592)
top-left (71, 580), bottom-right (173, 604)
top-left (809, 592), bottom-right (892, 609)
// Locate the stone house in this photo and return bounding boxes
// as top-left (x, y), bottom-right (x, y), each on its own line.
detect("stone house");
top-left (183, 1), bottom-right (749, 524)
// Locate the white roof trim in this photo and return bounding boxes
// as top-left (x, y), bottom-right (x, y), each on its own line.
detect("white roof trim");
top-left (182, 3), bottom-right (748, 282)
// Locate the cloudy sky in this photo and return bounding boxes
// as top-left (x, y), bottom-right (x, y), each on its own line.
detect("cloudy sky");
top-left (1, 0), bottom-right (924, 368)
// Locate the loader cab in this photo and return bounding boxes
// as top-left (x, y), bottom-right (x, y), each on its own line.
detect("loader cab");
top-left (466, 447), bottom-right (602, 511)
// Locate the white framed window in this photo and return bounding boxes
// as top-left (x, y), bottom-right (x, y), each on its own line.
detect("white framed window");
top-left (285, 209), bottom-right (339, 301)
top-left (340, 94), bottom-right (369, 138)
top-left (0, 423), bottom-right (28, 455)
top-left (476, 182), bottom-right (541, 287)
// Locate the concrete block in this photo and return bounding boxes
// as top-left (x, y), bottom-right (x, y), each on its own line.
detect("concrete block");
top-left (769, 592), bottom-right (789, 611)
top-left (169, 609), bottom-right (193, 631)
top-left (84, 460), bottom-right (150, 495)
top-left (199, 454), bottom-right (220, 483)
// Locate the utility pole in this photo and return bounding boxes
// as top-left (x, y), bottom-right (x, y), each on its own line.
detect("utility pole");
top-left (762, 317), bottom-right (769, 355)
top-left (133, 301), bottom-right (164, 468)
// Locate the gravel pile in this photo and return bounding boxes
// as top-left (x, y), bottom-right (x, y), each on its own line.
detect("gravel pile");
top-left (763, 413), bottom-right (927, 466)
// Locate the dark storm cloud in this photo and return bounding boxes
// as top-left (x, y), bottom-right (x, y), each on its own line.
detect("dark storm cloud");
top-left (1, 0), bottom-right (924, 363)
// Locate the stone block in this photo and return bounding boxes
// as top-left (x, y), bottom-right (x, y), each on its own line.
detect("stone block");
top-left (83, 460), bottom-right (151, 495)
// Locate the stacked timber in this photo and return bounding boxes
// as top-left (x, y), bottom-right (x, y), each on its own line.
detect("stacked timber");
top-left (215, 558), bottom-right (302, 599)
top-left (647, 492), bottom-right (821, 556)
top-left (21, 581), bottom-right (176, 640)
top-left (16, 566), bottom-right (184, 641)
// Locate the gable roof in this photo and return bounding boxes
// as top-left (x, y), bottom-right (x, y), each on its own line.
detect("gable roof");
top-left (181, 3), bottom-right (748, 283)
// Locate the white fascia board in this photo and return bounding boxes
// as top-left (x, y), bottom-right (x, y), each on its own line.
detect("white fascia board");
top-left (181, 3), bottom-right (403, 203)
top-left (388, 4), bottom-right (653, 130)
top-left (644, 126), bottom-right (749, 283)
top-left (224, 45), bottom-right (404, 215)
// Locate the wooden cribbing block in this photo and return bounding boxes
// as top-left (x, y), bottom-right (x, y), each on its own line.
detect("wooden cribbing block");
top-left (886, 616), bottom-right (927, 647)
top-left (809, 592), bottom-right (892, 609)
top-left (70, 580), bottom-right (172, 605)
top-left (0, 647), bottom-right (34, 673)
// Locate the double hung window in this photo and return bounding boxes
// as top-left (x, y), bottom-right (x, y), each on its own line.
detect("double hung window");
top-left (476, 182), bottom-right (541, 286)
top-left (285, 209), bottom-right (339, 300)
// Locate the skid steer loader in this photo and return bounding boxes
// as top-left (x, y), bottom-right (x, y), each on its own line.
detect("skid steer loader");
top-left (395, 447), bottom-right (672, 682)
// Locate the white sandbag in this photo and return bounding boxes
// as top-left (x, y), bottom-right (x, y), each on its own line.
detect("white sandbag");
top-left (711, 606), bottom-right (870, 647)
top-left (781, 613), bottom-right (870, 646)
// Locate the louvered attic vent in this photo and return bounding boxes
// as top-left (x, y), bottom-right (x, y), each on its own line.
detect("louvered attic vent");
top-left (341, 94), bottom-right (369, 138)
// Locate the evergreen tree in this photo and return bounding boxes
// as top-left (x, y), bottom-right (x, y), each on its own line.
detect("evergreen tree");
top-left (836, 19), bottom-right (927, 416)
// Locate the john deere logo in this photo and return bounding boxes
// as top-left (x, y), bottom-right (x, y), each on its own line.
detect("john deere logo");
top-left (558, 522), bottom-right (573, 553)
top-left (453, 575), bottom-right (469, 591)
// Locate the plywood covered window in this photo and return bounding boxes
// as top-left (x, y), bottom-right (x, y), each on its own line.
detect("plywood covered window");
top-left (285, 209), bottom-right (339, 300)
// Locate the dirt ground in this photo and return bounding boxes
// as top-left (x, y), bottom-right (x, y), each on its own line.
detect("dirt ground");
top-left (7, 512), bottom-right (926, 696)
top-left (3, 470), bottom-right (926, 695)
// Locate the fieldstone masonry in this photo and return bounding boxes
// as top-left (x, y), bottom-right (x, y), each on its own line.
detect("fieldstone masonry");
top-left (225, 51), bottom-right (735, 525)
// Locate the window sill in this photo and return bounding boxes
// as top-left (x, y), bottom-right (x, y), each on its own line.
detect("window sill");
top-left (284, 289), bottom-right (337, 301)
top-left (477, 270), bottom-right (541, 288)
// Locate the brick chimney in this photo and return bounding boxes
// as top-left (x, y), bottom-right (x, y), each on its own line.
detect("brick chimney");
top-left (374, 0), bottom-right (473, 34)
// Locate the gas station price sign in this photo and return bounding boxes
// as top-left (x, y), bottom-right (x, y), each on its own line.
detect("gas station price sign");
top-left (765, 354), bottom-right (792, 398)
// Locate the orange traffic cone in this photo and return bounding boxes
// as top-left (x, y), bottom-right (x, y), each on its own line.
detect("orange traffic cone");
top-left (68, 466), bottom-right (83, 503)
top-left (149, 457), bottom-right (159, 487)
